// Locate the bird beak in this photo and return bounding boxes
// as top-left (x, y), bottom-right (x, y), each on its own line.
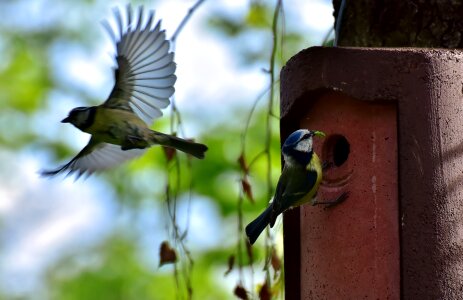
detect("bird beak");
top-left (61, 117), bottom-right (71, 123)
top-left (313, 131), bottom-right (326, 138)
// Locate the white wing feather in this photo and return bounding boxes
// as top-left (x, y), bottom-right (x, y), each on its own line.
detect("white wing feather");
top-left (41, 140), bottom-right (145, 178)
top-left (103, 5), bottom-right (176, 125)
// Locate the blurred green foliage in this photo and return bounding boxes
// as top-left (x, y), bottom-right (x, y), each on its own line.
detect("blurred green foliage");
top-left (45, 236), bottom-right (232, 300)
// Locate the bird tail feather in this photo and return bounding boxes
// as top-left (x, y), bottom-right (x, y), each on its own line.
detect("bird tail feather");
top-left (245, 205), bottom-right (272, 245)
top-left (149, 131), bottom-right (208, 159)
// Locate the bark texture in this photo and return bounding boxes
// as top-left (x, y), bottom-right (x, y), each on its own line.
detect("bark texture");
top-left (333, 0), bottom-right (463, 48)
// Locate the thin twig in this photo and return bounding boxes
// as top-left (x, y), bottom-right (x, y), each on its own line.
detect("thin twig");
top-left (321, 27), bottom-right (334, 46)
top-left (267, 0), bottom-right (282, 198)
top-left (171, 0), bottom-right (206, 43)
top-left (334, 0), bottom-right (347, 46)
top-left (235, 0), bottom-right (284, 297)
top-left (162, 1), bottom-right (207, 299)
top-left (247, 150), bottom-right (267, 169)
top-left (262, 0), bottom-right (283, 289)
top-left (240, 79), bottom-right (280, 155)
top-left (237, 191), bottom-right (244, 279)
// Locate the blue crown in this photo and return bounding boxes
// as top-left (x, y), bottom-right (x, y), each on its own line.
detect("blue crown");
top-left (283, 129), bottom-right (309, 150)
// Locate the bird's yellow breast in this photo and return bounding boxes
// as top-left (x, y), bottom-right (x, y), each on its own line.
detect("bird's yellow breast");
top-left (293, 152), bottom-right (323, 207)
top-left (309, 152), bottom-right (323, 187)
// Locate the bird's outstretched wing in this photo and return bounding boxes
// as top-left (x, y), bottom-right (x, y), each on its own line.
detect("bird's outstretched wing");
top-left (102, 5), bottom-right (176, 125)
top-left (41, 137), bottom-right (144, 178)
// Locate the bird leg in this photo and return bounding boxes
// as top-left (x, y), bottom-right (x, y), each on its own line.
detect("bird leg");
top-left (121, 135), bottom-right (149, 150)
top-left (311, 191), bottom-right (349, 208)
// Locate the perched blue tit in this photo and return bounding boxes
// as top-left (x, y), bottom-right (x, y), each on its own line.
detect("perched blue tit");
top-left (41, 5), bottom-right (207, 178)
top-left (245, 129), bottom-right (348, 245)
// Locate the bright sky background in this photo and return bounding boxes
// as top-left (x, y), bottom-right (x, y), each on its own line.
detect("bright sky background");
top-left (0, 0), bottom-right (334, 296)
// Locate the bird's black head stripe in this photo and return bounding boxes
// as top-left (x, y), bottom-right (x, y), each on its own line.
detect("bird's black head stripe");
top-left (78, 107), bottom-right (97, 130)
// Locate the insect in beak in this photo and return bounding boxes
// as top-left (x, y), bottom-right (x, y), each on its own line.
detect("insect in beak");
top-left (313, 131), bottom-right (326, 138)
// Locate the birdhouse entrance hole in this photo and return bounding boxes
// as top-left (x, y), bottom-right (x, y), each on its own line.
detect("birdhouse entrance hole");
top-left (323, 134), bottom-right (350, 167)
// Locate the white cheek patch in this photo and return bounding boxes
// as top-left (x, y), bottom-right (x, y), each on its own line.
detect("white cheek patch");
top-left (294, 138), bottom-right (312, 152)
top-left (283, 154), bottom-right (297, 167)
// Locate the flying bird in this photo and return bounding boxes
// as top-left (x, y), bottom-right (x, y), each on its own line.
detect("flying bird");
top-left (41, 5), bottom-right (207, 178)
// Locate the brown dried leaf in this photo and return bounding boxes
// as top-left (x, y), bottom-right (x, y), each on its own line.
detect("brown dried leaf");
top-left (241, 178), bottom-right (254, 203)
top-left (238, 153), bottom-right (248, 174)
top-left (259, 281), bottom-right (271, 300)
top-left (271, 248), bottom-right (281, 273)
top-left (224, 255), bottom-right (235, 276)
top-left (162, 146), bottom-right (177, 162)
top-left (159, 241), bottom-right (177, 267)
top-left (234, 284), bottom-right (248, 300)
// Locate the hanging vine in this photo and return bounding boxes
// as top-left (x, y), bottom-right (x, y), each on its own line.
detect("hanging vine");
top-left (232, 0), bottom-right (285, 299)
top-left (158, 1), bottom-right (207, 299)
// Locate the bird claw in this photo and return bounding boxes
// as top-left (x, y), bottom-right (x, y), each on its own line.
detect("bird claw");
top-left (312, 191), bottom-right (350, 208)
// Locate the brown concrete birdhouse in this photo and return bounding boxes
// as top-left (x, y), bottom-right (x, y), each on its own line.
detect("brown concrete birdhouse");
top-left (280, 47), bottom-right (463, 299)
